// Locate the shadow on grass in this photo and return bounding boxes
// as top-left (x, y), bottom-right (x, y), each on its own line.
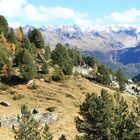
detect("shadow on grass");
top-left (0, 75), bottom-right (27, 86)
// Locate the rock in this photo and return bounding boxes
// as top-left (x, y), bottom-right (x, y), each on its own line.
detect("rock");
top-left (27, 80), bottom-right (33, 85)
top-left (40, 78), bottom-right (45, 82)
top-left (32, 108), bottom-right (39, 114)
top-left (0, 101), bottom-right (10, 107)
top-left (0, 111), bottom-right (58, 128)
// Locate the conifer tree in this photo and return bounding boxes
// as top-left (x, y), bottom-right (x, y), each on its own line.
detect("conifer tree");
top-left (84, 56), bottom-right (96, 68)
top-left (62, 57), bottom-right (73, 75)
top-left (7, 28), bottom-right (17, 44)
top-left (115, 68), bottom-right (127, 91)
top-left (22, 37), bottom-right (30, 48)
top-left (51, 43), bottom-right (74, 75)
top-left (28, 29), bottom-right (45, 48)
top-left (19, 26), bottom-right (24, 36)
top-left (42, 124), bottom-right (53, 140)
top-left (75, 89), bottom-right (114, 140)
top-left (113, 93), bottom-right (140, 140)
top-left (0, 15), bottom-right (9, 36)
top-left (18, 49), bottom-right (37, 81)
top-left (51, 43), bottom-right (68, 66)
top-left (45, 45), bottom-right (51, 60)
top-left (0, 47), bottom-right (12, 71)
top-left (97, 65), bottom-right (111, 85)
top-left (14, 47), bottom-right (23, 66)
top-left (13, 105), bottom-right (41, 140)
top-left (52, 68), bottom-right (65, 82)
top-left (41, 62), bottom-right (49, 74)
top-left (68, 47), bottom-right (82, 66)
top-left (27, 43), bottom-right (37, 58)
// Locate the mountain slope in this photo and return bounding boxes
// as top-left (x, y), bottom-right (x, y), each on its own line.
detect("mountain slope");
top-left (23, 24), bottom-right (140, 78)
top-left (0, 77), bottom-right (136, 140)
top-left (23, 24), bottom-right (140, 51)
top-left (116, 43), bottom-right (140, 64)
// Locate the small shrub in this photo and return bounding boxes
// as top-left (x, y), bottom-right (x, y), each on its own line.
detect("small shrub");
top-left (0, 83), bottom-right (9, 90)
top-left (28, 84), bottom-right (39, 90)
top-left (10, 90), bottom-right (17, 95)
top-left (12, 94), bottom-right (24, 100)
top-left (46, 106), bottom-right (56, 112)
top-left (41, 62), bottom-right (49, 74)
top-left (45, 76), bottom-right (52, 83)
top-left (52, 68), bottom-right (65, 82)
top-left (35, 73), bottom-right (45, 79)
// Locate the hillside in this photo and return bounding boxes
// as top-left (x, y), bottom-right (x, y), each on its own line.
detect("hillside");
top-left (0, 76), bottom-right (136, 140)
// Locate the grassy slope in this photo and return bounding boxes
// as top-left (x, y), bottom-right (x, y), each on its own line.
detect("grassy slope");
top-left (0, 76), bottom-right (136, 140)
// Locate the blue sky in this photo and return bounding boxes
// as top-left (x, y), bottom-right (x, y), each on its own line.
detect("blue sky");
top-left (0, 0), bottom-right (140, 27)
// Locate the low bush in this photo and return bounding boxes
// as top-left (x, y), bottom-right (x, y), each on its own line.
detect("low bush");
top-left (46, 106), bottom-right (56, 112)
top-left (12, 94), bottom-right (24, 100)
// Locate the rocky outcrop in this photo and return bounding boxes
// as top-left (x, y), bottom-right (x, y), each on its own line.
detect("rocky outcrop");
top-left (0, 111), bottom-right (57, 128)
top-left (0, 101), bottom-right (10, 107)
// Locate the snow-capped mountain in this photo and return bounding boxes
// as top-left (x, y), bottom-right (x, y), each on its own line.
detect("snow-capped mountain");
top-left (23, 24), bottom-right (140, 78)
top-left (23, 23), bottom-right (140, 52)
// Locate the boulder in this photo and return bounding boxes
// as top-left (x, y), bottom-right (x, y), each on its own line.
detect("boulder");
top-left (32, 108), bottom-right (39, 114)
top-left (0, 101), bottom-right (10, 107)
top-left (27, 80), bottom-right (33, 85)
top-left (40, 78), bottom-right (45, 82)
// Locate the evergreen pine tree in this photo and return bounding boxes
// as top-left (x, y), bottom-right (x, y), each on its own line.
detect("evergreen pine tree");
top-left (13, 105), bottom-right (41, 140)
top-left (51, 43), bottom-right (74, 75)
top-left (7, 28), bottom-right (17, 44)
top-left (19, 26), bottom-right (24, 36)
top-left (27, 43), bottom-right (37, 58)
top-left (51, 43), bottom-right (68, 66)
top-left (62, 57), bottom-right (73, 75)
top-left (42, 124), bottom-right (53, 140)
top-left (97, 65), bottom-right (111, 85)
top-left (52, 68), bottom-right (65, 82)
top-left (41, 62), bottom-right (49, 74)
top-left (22, 37), bottom-right (30, 48)
top-left (75, 89), bottom-right (114, 140)
top-left (113, 92), bottom-right (140, 140)
top-left (115, 68), bottom-right (127, 91)
top-left (28, 29), bottom-right (45, 48)
top-left (0, 47), bottom-right (12, 71)
top-left (84, 56), bottom-right (96, 68)
top-left (68, 47), bottom-right (82, 66)
top-left (19, 49), bottom-right (37, 81)
top-left (45, 46), bottom-right (51, 60)
top-left (14, 47), bottom-right (23, 66)
top-left (0, 15), bottom-right (9, 36)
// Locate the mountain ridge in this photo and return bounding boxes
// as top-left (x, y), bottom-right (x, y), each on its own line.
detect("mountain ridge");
top-left (22, 24), bottom-right (140, 78)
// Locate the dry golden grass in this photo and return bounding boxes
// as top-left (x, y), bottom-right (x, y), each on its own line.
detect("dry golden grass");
top-left (0, 76), bottom-right (136, 140)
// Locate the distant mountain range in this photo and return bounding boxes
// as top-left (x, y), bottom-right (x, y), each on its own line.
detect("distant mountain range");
top-left (23, 24), bottom-right (140, 79)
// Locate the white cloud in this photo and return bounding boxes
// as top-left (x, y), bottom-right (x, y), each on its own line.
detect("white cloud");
top-left (0, 0), bottom-right (27, 17)
top-left (0, 0), bottom-right (90, 24)
top-left (106, 8), bottom-right (140, 23)
top-left (38, 6), bottom-right (76, 20)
